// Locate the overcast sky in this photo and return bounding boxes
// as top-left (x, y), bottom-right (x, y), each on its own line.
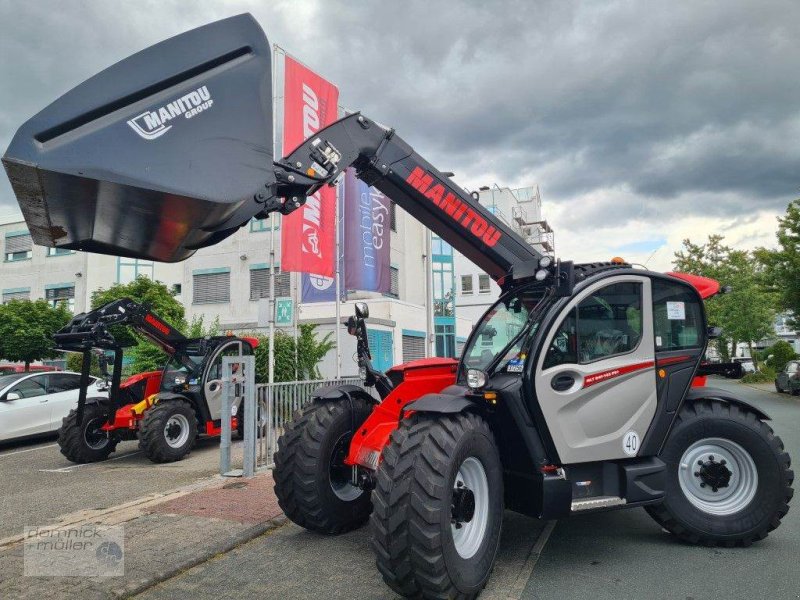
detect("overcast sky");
top-left (1, 0), bottom-right (798, 270)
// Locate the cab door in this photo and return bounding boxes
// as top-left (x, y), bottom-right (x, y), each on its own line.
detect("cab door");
top-left (534, 275), bottom-right (657, 464)
top-left (203, 340), bottom-right (251, 421)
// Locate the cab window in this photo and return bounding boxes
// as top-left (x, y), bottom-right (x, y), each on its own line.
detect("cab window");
top-left (545, 282), bottom-right (643, 368)
top-left (652, 279), bottom-right (703, 351)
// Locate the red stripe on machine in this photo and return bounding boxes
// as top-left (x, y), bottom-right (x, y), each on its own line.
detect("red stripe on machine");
top-left (583, 361), bottom-right (655, 388)
top-left (656, 355), bottom-right (692, 367)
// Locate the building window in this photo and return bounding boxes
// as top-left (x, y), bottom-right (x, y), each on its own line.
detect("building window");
top-left (117, 258), bottom-right (154, 284)
top-left (435, 322), bottom-right (456, 358)
top-left (45, 285), bottom-right (75, 312)
top-left (2, 288), bottom-right (30, 303)
top-left (478, 274), bottom-right (491, 294)
top-left (461, 275), bottom-right (473, 295)
top-left (4, 232), bottom-right (32, 262)
top-left (389, 266), bottom-right (399, 297)
top-left (250, 216), bottom-right (278, 232)
top-left (250, 266), bottom-right (291, 300)
top-left (192, 270), bottom-right (230, 304)
top-left (432, 260), bottom-right (454, 316)
top-left (402, 332), bottom-right (426, 362)
top-left (47, 247), bottom-right (73, 257)
top-left (390, 202), bottom-right (397, 232)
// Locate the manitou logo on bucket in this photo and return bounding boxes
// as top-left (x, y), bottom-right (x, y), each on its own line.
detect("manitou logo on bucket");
top-left (127, 85), bottom-right (214, 140)
top-left (281, 56), bottom-right (338, 277)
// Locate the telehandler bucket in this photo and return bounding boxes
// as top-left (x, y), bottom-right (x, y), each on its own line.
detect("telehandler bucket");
top-left (2, 13), bottom-right (273, 262)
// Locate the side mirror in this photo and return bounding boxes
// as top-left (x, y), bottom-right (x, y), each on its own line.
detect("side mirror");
top-left (5, 392), bottom-right (21, 401)
top-left (355, 302), bottom-right (369, 319)
top-left (707, 326), bottom-right (723, 339)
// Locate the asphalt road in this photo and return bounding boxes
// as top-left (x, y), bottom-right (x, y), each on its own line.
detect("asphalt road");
top-left (524, 379), bottom-right (800, 600)
top-left (0, 433), bottom-right (245, 539)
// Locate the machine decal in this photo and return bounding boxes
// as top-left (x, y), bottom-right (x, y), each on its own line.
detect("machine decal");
top-left (622, 430), bottom-right (640, 456)
top-left (582, 360), bottom-right (655, 388)
top-left (126, 85), bottom-right (213, 140)
top-left (406, 166), bottom-right (502, 248)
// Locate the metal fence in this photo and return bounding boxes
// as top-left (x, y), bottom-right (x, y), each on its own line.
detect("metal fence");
top-left (256, 377), bottom-right (366, 469)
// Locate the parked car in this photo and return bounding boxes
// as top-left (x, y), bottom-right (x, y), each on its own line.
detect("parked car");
top-left (776, 361), bottom-right (800, 396)
top-left (733, 357), bottom-right (757, 374)
top-left (0, 372), bottom-right (107, 443)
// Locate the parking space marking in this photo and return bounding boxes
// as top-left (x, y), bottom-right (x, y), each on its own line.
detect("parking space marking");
top-left (507, 520), bottom-right (557, 598)
top-left (38, 450), bottom-right (143, 473)
top-left (0, 443), bottom-right (58, 458)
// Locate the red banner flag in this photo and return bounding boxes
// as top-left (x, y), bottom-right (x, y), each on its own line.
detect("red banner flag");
top-left (280, 55), bottom-right (339, 276)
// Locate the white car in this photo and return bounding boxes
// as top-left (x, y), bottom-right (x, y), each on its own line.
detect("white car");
top-left (0, 371), bottom-right (108, 443)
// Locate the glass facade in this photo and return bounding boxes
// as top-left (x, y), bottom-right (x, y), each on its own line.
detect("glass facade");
top-left (431, 235), bottom-right (456, 357)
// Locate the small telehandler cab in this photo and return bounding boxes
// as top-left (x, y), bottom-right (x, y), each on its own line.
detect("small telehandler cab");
top-left (3, 15), bottom-right (792, 599)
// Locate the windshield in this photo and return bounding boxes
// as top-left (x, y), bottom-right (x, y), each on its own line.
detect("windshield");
top-left (462, 283), bottom-right (551, 374)
top-left (161, 351), bottom-right (203, 390)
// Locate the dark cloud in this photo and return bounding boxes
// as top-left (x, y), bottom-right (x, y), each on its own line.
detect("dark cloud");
top-left (1, 0), bottom-right (798, 233)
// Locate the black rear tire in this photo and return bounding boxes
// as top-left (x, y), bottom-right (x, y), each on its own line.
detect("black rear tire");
top-left (273, 397), bottom-right (373, 534)
top-left (58, 401), bottom-right (118, 463)
top-left (138, 399), bottom-right (198, 463)
top-left (371, 412), bottom-right (503, 599)
top-left (646, 400), bottom-right (793, 546)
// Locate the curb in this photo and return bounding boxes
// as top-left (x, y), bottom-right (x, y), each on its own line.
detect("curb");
top-left (113, 514), bottom-right (288, 599)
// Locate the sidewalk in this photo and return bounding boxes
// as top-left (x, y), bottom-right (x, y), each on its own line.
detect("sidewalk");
top-left (0, 466), bottom-right (553, 600)
top-left (0, 472), bottom-right (284, 600)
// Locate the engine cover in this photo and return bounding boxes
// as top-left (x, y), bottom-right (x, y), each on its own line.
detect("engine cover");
top-left (2, 13), bottom-right (274, 262)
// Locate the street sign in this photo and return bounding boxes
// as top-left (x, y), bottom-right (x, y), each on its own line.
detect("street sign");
top-left (275, 297), bottom-right (294, 326)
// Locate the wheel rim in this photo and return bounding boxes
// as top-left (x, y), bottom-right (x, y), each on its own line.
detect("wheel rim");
top-left (163, 414), bottom-right (191, 449)
top-left (329, 432), bottom-right (362, 502)
top-left (678, 437), bottom-right (758, 516)
top-left (83, 417), bottom-right (109, 450)
top-left (451, 457), bottom-right (490, 559)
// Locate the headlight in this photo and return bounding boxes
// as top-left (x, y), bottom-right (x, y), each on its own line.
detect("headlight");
top-left (359, 365), bottom-right (367, 380)
top-left (467, 369), bottom-right (487, 390)
top-left (174, 376), bottom-right (186, 385)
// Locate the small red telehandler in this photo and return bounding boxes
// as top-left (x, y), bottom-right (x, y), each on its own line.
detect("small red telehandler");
top-left (53, 298), bottom-right (257, 463)
top-left (2, 15), bottom-right (792, 599)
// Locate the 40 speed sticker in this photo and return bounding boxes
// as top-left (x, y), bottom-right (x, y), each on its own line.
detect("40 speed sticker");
top-left (622, 431), bottom-right (640, 456)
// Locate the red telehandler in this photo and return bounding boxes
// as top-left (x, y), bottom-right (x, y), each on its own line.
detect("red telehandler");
top-left (2, 15), bottom-right (792, 599)
top-left (52, 298), bottom-right (257, 463)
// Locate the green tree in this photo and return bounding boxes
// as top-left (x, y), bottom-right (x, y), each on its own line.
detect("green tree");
top-left (90, 276), bottom-right (186, 374)
top-left (674, 235), bottom-right (777, 365)
top-left (0, 299), bottom-right (72, 370)
top-left (756, 200), bottom-right (800, 328)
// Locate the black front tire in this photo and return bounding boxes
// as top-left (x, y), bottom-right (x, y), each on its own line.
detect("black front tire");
top-left (775, 382), bottom-right (783, 393)
top-left (371, 412), bottom-right (503, 599)
top-left (646, 400), bottom-right (793, 546)
top-left (273, 397), bottom-right (373, 534)
top-left (138, 399), bottom-right (198, 463)
top-left (58, 401), bottom-right (118, 463)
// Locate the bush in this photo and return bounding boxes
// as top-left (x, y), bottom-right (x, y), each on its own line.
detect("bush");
top-left (741, 366), bottom-right (777, 384)
top-left (251, 324), bottom-right (335, 383)
top-left (761, 341), bottom-right (798, 373)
